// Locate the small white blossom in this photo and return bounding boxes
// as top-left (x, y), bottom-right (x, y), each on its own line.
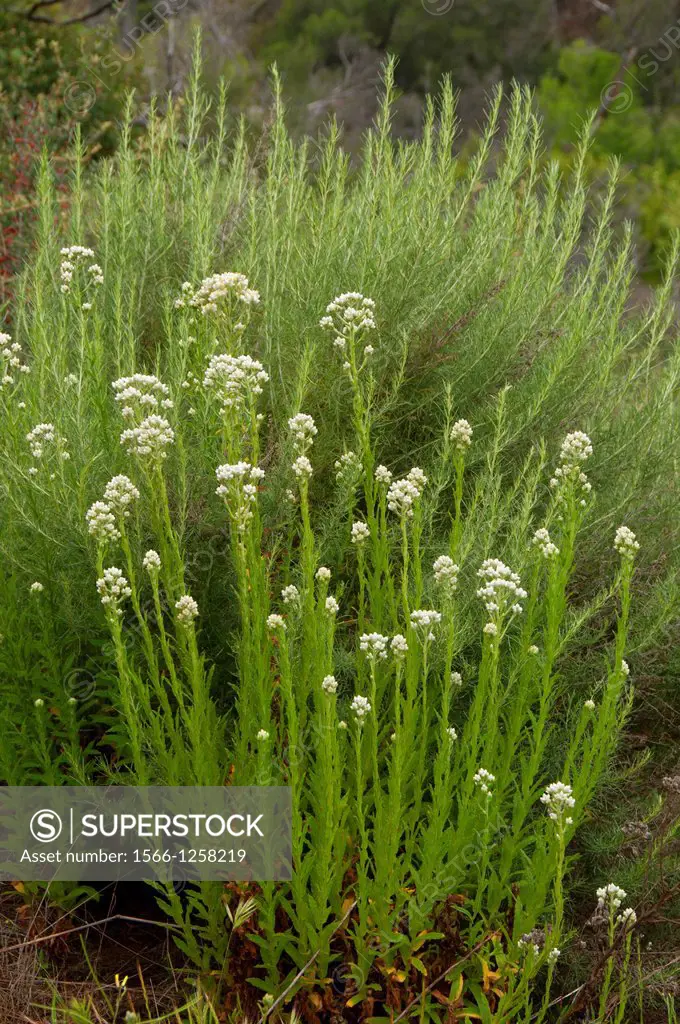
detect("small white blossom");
top-left (288, 413), bottom-right (317, 452)
top-left (350, 694), bottom-right (372, 722)
top-left (473, 767), bottom-right (495, 796)
top-left (387, 469), bottom-right (427, 518)
top-left (321, 293), bottom-right (376, 359)
top-left (375, 465), bottom-right (393, 486)
top-left (86, 501), bottom-right (120, 544)
top-left (447, 727), bottom-right (458, 741)
top-left (30, 581), bottom-right (44, 594)
top-left (322, 674), bottom-right (338, 695)
top-left (143, 549), bottom-right (161, 574)
top-left (433, 555), bottom-right (459, 590)
top-left (178, 272), bottom-right (260, 314)
top-left (451, 418), bottom-right (473, 452)
top-left (351, 521), bottom-right (370, 545)
top-left (203, 354), bottom-right (269, 413)
top-left (335, 450), bottom-right (362, 484)
top-left (483, 622), bottom-right (498, 636)
top-left (359, 632), bottom-right (389, 660)
top-left (292, 455), bottom-right (313, 480)
top-left (550, 431), bottom-right (593, 498)
top-left (410, 609), bottom-right (441, 636)
top-left (477, 558), bottom-right (527, 619)
top-left (451, 671), bottom-right (463, 687)
top-left (34, 698), bottom-right (44, 708)
top-left (27, 422), bottom-right (59, 460)
top-left (267, 613), bottom-right (286, 632)
top-left (541, 781), bottom-right (575, 826)
top-left (103, 475), bottom-right (140, 517)
top-left (0, 334), bottom-right (30, 388)
top-left (597, 883), bottom-right (627, 913)
top-left (338, 720), bottom-right (348, 730)
top-left (325, 596), bottom-right (339, 616)
top-left (112, 375), bottom-right (172, 423)
top-left (614, 526), bottom-right (639, 561)
top-left (281, 584), bottom-right (300, 605)
top-left (120, 415), bottom-right (174, 460)
top-left (533, 527), bottom-right (559, 558)
top-left (96, 567), bottom-right (131, 615)
top-left (215, 462), bottom-right (264, 531)
top-left (584, 698), bottom-right (596, 710)
top-left (528, 644), bottom-right (539, 655)
top-left (547, 948), bottom-right (561, 964)
top-left (316, 566), bottom-right (331, 582)
top-left (616, 907), bottom-right (637, 929)
top-left (175, 595), bottom-right (199, 626)
top-left (391, 634), bottom-right (409, 660)
top-left (256, 729), bottom-right (270, 741)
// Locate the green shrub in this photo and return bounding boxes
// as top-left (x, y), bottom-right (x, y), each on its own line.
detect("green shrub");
top-left (1, 54), bottom-right (678, 1016)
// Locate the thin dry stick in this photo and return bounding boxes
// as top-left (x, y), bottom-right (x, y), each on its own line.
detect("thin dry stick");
top-left (393, 933), bottom-right (496, 1024)
top-left (258, 900), bottom-right (357, 1023)
top-left (0, 914), bottom-right (180, 956)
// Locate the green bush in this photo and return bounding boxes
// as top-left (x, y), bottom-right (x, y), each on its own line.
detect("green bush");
top-left (1, 55), bottom-right (678, 1017)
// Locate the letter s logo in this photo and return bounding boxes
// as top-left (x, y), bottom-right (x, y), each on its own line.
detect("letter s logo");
top-left (30, 810), bottom-right (63, 843)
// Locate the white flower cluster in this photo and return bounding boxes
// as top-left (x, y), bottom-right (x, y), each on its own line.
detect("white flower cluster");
top-left (325, 596), bottom-right (339, 616)
top-left (103, 475), bottom-right (140, 517)
top-left (391, 634), bottom-right (409, 659)
top-left (476, 558), bottom-right (527, 621)
top-left (289, 413), bottom-right (317, 481)
top-left (433, 555), bottom-right (459, 591)
top-left (112, 375), bottom-right (173, 422)
top-left (26, 422), bottom-right (54, 459)
top-left (175, 595), bottom-right (199, 626)
top-left (30, 581), bottom-right (44, 594)
top-left (616, 907), bottom-right (637, 929)
top-left (203, 354), bottom-right (269, 412)
top-left (292, 456), bottom-right (313, 480)
top-left (289, 413), bottom-right (317, 451)
top-left (350, 694), bottom-right (372, 722)
top-left (540, 781), bottom-right (575, 826)
top-left (359, 632), bottom-right (389, 660)
top-left (96, 567), bottom-right (131, 615)
top-left (451, 418), bottom-right (473, 452)
top-left (387, 468), bottom-right (427, 518)
top-left (281, 584), bottom-right (300, 605)
top-left (375, 465), bottom-right (393, 487)
top-left (596, 883), bottom-right (627, 913)
top-left (322, 674), bottom-right (338, 695)
top-left (120, 415), bottom-right (175, 460)
top-left (175, 272), bottom-right (260, 314)
top-left (86, 501), bottom-right (120, 544)
top-left (316, 566), bottom-right (331, 583)
top-left (473, 767), bottom-right (495, 796)
top-left (60, 246), bottom-right (103, 295)
top-left (26, 422), bottom-right (68, 466)
top-left (614, 525), bottom-right (639, 561)
top-left (335, 450), bottom-right (362, 485)
top-left (532, 527), bottom-right (559, 559)
top-left (351, 521), bottom-right (370, 545)
top-left (215, 461), bottom-right (265, 531)
top-left (0, 333), bottom-right (30, 389)
top-left (447, 726), bottom-right (458, 741)
top-left (550, 431), bottom-right (593, 504)
top-left (143, 549), bottom-right (161, 574)
top-left (410, 608), bottom-right (441, 641)
top-left (320, 293), bottom-right (376, 361)
top-left (266, 613), bottom-right (286, 632)
top-left (256, 729), bottom-right (270, 741)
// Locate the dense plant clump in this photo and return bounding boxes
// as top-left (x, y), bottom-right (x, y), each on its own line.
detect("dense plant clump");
top-left (1, 57), bottom-right (679, 1019)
